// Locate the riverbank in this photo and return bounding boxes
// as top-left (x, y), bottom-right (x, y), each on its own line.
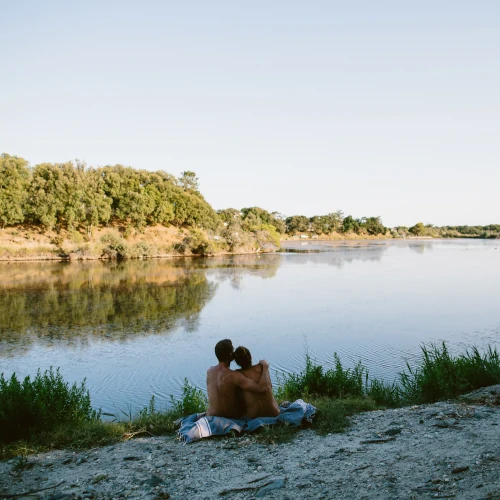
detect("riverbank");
top-left (0, 225), bottom-right (280, 262)
top-left (1, 225), bottom-right (492, 262)
top-left (1, 386), bottom-right (499, 499)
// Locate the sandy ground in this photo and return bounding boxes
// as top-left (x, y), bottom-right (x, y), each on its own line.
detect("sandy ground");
top-left (1, 386), bottom-right (499, 500)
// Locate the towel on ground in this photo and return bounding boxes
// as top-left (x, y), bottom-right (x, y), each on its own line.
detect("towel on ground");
top-left (177, 399), bottom-right (316, 443)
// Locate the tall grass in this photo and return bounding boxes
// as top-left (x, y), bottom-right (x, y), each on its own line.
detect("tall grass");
top-left (399, 344), bottom-right (500, 403)
top-left (277, 342), bottom-right (500, 407)
top-left (0, 368), bottom-right (99, 443)
top-left (0, 376), bottom-right (207, 459)
top-left (275, 354), bottom-right (365, 401)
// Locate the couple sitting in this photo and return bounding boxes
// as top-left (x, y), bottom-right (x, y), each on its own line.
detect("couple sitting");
top-left (206, 339), bottom-right (280, 419)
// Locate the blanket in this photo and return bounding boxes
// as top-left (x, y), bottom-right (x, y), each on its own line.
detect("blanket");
top-left (177, 399), bottom-right (316, 443)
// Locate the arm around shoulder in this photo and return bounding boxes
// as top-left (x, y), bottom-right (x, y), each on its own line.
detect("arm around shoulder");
top-left (230, 371), bottom-right (270, 394)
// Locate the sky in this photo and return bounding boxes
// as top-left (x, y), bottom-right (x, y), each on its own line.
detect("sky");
top-left (1, 1), bottom-right (499, 227)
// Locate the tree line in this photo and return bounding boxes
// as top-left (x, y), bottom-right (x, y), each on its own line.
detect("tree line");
top-left (0, 153), bottom-right (217, 234)
top-left (1, 153), bottom-right (498, 241)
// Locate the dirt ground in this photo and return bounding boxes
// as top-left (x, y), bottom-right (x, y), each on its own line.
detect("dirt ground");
top-left (1, 386), bottom-right (500, 499)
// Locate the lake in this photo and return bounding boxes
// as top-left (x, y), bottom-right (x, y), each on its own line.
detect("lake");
top-left (1, 239), bottom-right (499, 416)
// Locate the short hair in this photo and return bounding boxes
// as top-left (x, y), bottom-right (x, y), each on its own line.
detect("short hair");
top-left (215, 339), bottom-right (234, 362)
top-left (234, 346), bottom-right (252, 370)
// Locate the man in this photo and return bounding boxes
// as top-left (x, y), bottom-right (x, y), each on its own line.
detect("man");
top-left (234, 346), bottom-right (280, 418)
top-left (206, 339), bottom-right (271, 419)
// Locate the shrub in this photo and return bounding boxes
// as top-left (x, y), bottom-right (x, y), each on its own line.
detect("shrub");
top-left (170, 378), bottom-right (207, 415)
top-left (0, 368), bottom-right (99, 443)
top-left (399, 343), bottom-right (500, 403)
top-left (100, 233), bottom-right (128, 259)
top-left (276, 354), bottom-right (365, 401)
top-left (129, 242), bottom-right (157, 258)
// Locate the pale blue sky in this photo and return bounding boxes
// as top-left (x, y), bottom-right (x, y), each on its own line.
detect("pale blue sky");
top-left (1, 1), bottom-right (498, 226)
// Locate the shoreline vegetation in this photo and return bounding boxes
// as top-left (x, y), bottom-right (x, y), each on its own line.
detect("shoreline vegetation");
top-left (1, 342), bottom-right (499, 461)
top-left (1, 153), bottom-right (499, 262)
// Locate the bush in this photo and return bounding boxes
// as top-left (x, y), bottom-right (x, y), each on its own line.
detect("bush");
top-left (100, 233), bottom-right (128, 259)
top-left (275, 354), bottom-right (365, 401)
top-left (129, 242), bottom-right (157, 258)
top-left (276, 342), bottom-right (500, 408)
top-left (399, 343), bottom-right (500, 403)
top-left (0, 368), bottom-right (99, 443)
top-left (170, 378), bottom-right (207, 415)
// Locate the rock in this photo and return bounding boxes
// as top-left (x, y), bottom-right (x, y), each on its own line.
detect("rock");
top-left (123, 455), bottom-right (141, 461)
top-left (452, 466), bottom-right (469, 474)
top-left (155, 460), bottom-right (167, 468)
top-left (75, 458), bottom-right (88, 465)
top-left (146, 475), bottom-right (164, 488)
top-left (384, 428), bottom-right (402, 436)
top-left (256, 478), bottom-right (286, 497)
top-left (91, 473), bottom-right (108, 484)
top-left (62, 458), bottom-right (73, 465)
top-left (153, 493), bottom-right (170, 500)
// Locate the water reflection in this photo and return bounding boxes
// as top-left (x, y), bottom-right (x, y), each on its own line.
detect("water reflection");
top-left (0, 257), bottom-right (285, 357)
top-left (281, 241), bottom-right (389, 268)
top-left (1, 240), bottom-right (499, 414)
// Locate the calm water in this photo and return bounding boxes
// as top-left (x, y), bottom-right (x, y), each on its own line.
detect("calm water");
top-left (1, 239), bottom-right (499, 415)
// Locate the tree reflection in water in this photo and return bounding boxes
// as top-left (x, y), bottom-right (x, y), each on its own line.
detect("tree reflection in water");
top-left (0, 256), bottom-right (282, 355)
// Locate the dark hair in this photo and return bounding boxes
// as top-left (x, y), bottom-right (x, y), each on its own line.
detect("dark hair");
top-left (215, 339), bottom-right (234, 362)
top-left (234, 346), bottom-right (252, 370)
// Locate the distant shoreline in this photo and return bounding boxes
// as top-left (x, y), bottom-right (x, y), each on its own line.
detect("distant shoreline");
top-left (0, 233), bottom-right (493, 263)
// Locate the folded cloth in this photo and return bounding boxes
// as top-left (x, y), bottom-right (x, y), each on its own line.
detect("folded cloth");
top-left (177, 399), bottom-right (316, 443)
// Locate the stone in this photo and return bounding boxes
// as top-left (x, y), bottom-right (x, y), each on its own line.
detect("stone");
top-left (384, 428), bottom-right (402, 436)
top-left (147, 475), bottom-right (164, 488)
top-left (451, 466), bottom-right (469, 474)
top-left (76, 458), bottom-right (88, 465)
top-left (256, 478), bottom-right (286, 497)
top-left (91, 473), bottom-right (108, 484)
top-left (123, 455), bottom-right (141, 461)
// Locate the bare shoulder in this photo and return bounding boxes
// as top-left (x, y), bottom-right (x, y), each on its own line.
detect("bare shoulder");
top-left (253, 363), bottom-right (264, 374)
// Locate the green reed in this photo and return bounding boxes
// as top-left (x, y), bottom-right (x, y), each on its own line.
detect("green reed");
top-left (0, 368), bottom-right (99, 444)
top-left (277, 342), bottom-right (500, 408)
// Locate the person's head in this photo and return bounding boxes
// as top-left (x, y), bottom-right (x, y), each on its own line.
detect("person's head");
top-left (215, 339), bottom-right (234, 363)
top-left (234, 346), bottom-right (252, 370)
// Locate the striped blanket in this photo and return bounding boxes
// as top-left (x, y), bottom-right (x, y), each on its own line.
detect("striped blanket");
top-left (177, 399), bottom-right (316, 443)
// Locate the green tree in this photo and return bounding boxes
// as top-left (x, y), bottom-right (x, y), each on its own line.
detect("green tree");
top-left (179, 171), bottom-right (199, 192)
top-left (409, 222), bottom-right (426, 236)
top-left (285, 215), bottom-right (309, 234)
top-left (341, 215), bottom-right (360, 234)
top-left (364, 216), bottom-right (386, 235)
top-left (217, 208), bottom-right (241, 225)
top-left (0, 154), bottom-right (31, 228)
top-left (241, 207), bottom-right (286, 234)
top-left (100, 166), bottom-right (156, 229)
top-left (80, 167), bottom-right (112, 236)
top-left (28, 162), bottom-right (87, 229)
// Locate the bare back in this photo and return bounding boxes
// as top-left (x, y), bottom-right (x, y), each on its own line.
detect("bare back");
top-left (206, 364), bottom-right (244, 419)
top-left (238, 364), bottom-right (280, 418)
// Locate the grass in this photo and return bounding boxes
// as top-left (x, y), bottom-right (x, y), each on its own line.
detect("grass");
top-left (0, 368), bottom-right (99, 444)
top-left (1, 343), bottom-right (499, 457)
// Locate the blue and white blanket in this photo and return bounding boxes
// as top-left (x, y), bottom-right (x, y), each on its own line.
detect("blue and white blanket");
top-left (177, 399), bottom-right (316, 443)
